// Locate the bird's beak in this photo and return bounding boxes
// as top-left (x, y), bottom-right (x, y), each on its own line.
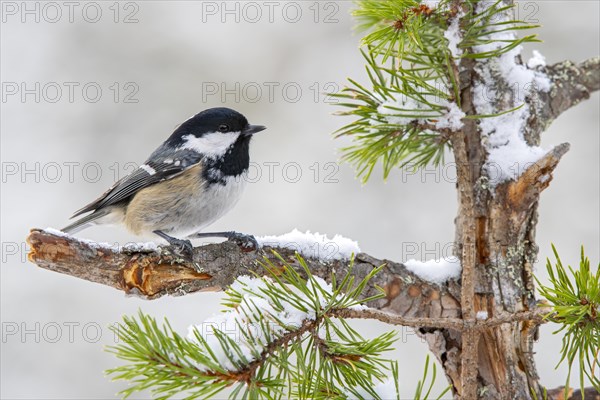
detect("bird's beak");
top-left (242, 124), bottom-right (267, 136)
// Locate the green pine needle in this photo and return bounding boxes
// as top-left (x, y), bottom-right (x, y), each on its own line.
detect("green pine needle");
top-left (107, 252), bottom-right (452, 399)
top-left (106, 253), bottom-right (452, 399)
top-left (334, 0), bottom-right (542, 183)
top-left (414, 355), bottom-right (452, 400)
top-left (536, 245), bottom-right (600, 395)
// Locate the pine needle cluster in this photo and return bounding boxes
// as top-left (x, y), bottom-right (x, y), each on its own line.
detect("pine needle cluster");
top-left (107, 254), bottom-right (451, 399)
top-left (537, 246), bottom-right (600, 394)
top-left (334, 0), bottom-right (540, 182)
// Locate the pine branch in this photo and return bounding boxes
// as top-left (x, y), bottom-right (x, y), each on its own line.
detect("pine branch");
top-left (26, 228), bottom-right (462, 321)
top-left (26, 228), bottom-right (553, 329)
top-left (104, 250), bottom-right (563, 399)
top-left (108, 257), bottom-right (406, 399)
top-left (332, 307), bottom-right (551, 331)
top-left (544, 58), bottom-right (599, 119)
top-left (527, 57), bottom-right (600, 141)
top-left (536, 246), bottom-right (600, 394)
top-left (333, 0), bottom-right (472, 182)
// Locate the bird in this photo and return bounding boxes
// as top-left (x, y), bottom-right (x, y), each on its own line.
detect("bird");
top-left (61, 107), bottom-right (266, 258)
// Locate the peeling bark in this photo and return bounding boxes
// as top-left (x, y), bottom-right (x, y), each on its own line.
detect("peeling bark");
top-left (26, 229), bottom-right (461, 314)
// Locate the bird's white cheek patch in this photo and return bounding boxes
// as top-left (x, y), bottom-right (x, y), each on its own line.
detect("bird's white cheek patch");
top-left (179, 132), bottom-right (240, 157)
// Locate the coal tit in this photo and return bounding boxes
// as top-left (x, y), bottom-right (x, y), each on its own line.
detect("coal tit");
top-left (62, 107), bottom-right (266, 256)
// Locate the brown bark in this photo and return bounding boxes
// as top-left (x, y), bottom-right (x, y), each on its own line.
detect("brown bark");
top-left (528, 57), bottom-right (600, 141)
top-left (26, 229), bottom-right (461, 312)
top-left (415, 4), bottom-right (600, 400)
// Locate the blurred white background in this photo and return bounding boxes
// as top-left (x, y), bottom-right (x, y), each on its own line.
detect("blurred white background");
top-left (1, 1), bottom-right (598, 398)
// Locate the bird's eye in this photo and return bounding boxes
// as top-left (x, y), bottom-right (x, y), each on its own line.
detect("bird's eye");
top-left (218, 124), bottom-right (230, 133)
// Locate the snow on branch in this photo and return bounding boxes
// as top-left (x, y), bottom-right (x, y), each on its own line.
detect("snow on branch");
top-left (469, 1), bottom-right (552, 187)
top-left (404, 257), bottom-right (461, 285)
top-left (256, 229), bottom-right (360, 261)
top-left (26, 228), bottom-right (552, 330)
top-left (26, 228), bottom-right (459, 312)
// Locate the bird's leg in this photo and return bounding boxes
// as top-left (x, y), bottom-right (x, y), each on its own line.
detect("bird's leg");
top-left (188, 231), bottom-right (259, 250)
top-left (153, 230), bottom-right (194, 261)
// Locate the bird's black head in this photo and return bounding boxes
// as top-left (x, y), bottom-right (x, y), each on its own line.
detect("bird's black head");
top-left (163, 107), bottom-right (266, 182)
top-left (177, 108), bottom-right (250, 137)
top-left (165, 107), bottom-right (266, 156)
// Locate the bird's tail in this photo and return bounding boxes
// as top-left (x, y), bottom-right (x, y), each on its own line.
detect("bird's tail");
top-left (61, 209), bottom-right (112, 234)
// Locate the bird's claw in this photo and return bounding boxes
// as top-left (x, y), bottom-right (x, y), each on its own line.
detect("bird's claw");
top-left (227, 232), bottom-right (259, 250)
top-left (164, 238), bottom-right (194, 262)
top-left (154, 230), bottom-right (195, 262)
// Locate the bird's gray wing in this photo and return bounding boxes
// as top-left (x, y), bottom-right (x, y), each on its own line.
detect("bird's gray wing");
top-left (70, 149), bottom-right (203, 218)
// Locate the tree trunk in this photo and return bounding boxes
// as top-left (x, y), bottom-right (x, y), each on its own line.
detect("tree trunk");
top-left (417, 1), bottom-right (595, 397)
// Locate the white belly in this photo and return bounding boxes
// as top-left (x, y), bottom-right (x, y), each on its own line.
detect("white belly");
top-left (172, 175), bottom-right (247, 237)
top-left (124, 171), bottom-right (247, 238)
